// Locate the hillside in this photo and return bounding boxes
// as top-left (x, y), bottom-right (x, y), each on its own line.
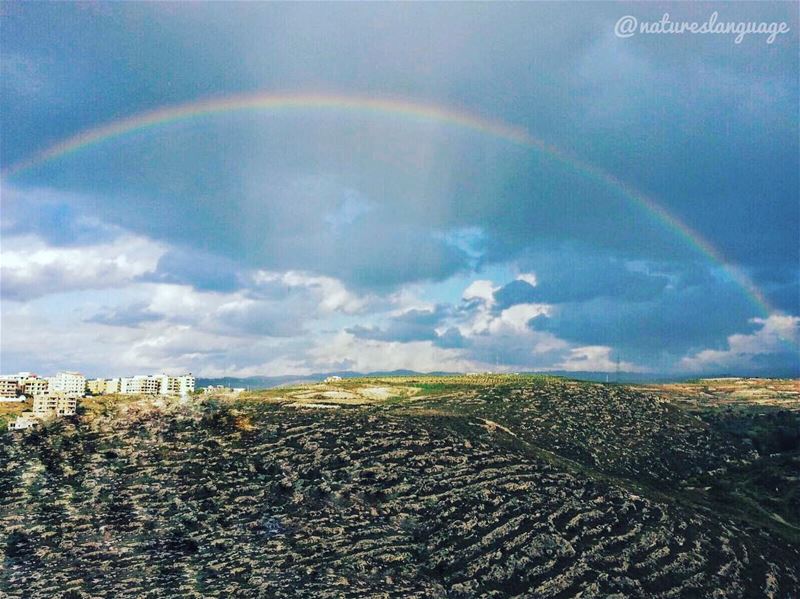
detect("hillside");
top-left (1, 376), bottom-right (798, 597)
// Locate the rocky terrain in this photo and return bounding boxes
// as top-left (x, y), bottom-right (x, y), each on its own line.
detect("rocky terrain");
top-left (1, 376), bottom-right (798, 597)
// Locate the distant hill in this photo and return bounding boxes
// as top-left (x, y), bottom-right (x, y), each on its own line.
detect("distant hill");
top-left (197, 369), bottom-right (688, 389)
top-left (196, 370), bottom-right (452, 390)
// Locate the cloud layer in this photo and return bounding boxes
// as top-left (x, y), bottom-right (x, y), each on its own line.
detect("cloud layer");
top-left (1, 3), bottom-right (797, 377)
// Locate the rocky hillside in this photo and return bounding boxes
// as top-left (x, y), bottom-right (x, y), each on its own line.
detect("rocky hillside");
top-left (1, 377), bottom-right (798, 597)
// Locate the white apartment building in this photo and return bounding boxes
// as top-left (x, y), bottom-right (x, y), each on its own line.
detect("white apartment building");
top-left (71, 373), bottom-right (195, 396)
top-left (158, 374), bottom-right (195, 396)
top-left (105, 378), bottom-right (121, 394)
top-left (50, 371), bottom-right (86, 397)
top-left (32, 393), bottom-right (78, 418)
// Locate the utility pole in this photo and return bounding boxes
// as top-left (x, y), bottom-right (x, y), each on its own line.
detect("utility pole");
top-left (615, 354), bottom-right (621, 383)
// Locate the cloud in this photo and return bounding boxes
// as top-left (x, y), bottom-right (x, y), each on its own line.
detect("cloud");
top-left (463, 280), bottom-right (498, 306)
top-left (514, 246), bottom-right (670, 303)
top-left (553, 345), bottom-right (645, 373)
top-left (85, 302), bottom-right (164, 328)
top-left (213, 297), bottom-right (304, 338)
top-left (0, 234), bottom-right (165, 300)
top-left (142, 246), bottom-right (244, 292)
top-left (493, 280), bottom-right (537, 310)
top-left (531, 274), bottom-right (759, 364)
top-left (254, 270), bottom-right (370, 314)
top-left (1, 3), bottom-right (796, 376)
top-left (347, 304), bottom-right (454, 345)
top-left (681, 315), bottom-right (800, 375)
top-left (435, 326), bottom-right (466, 349)
top-left (306, 331), bottom-right (480, 374)
top-left (1, 185), bottom-right (123, 246)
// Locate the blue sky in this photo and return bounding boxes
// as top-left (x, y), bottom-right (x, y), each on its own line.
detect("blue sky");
top-left (1, 2), bottom-right (798, 377)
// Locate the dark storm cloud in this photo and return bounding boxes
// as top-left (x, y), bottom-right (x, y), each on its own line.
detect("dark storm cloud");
top-left (493, 281), bottom-right (538, 310)
top-left (141, 247), bottom-right (244, 292)
top-left (530, 277), bottom-right (759, 363)
top-left (518, 248), bottom-right (671, 304)
top-left (347, 305), bottom-right (452, 344)
top-left (5, 2), bottom-right (796, 290)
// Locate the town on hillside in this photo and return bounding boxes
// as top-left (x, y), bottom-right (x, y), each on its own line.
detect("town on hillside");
top-left (0, 371), bottom-right (195, 431)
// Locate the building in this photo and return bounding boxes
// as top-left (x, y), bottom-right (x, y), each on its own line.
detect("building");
top-left (84, 373), bottom-right (195, 396)
top-left (86, 378), bottom-right (122, 395)
top-left (203, 385), bottom-right (230, 394)
top-left (324, 375), bottom-right (342, 383)
top-left (120, 375), bottom-right (162, 395)
top-left (20, 376), bottom-right (50, 398)
top-left (202, 384), bottom-right (243, 394)
top-left (1, 374), bottom-right (50, 399)
top-left (0, 396), bottom-right (26, 403)
top-left (50, 371), bottom-right (86, 397)
top-left (5, 372), bottom-right (33, 384)
top-left (8, 412), bottom-right (40, 431)
top-left (0, 377), bottom-right (19, 398)
top-left (158, 373), bottom-right (195, 396)
top-left (32, 393), bottom-right (78, 418)
top-left (86, 379), bottom-right (107, 395)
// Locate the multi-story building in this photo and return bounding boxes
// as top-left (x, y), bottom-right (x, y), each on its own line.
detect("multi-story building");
top-left (32, 393), bottom-right (78, 418)
top-left (21, 376), bottom-right (50, 398)
top-left (50, 371), bottom-right (86, 397)
top-left (0, 377), bottom-right (19, 399)
top-left (158, 374), bottom-right (195, 396)
top-left (120, 375), bottom-right (161, 395)
top-left (86, 379), bottom-right (106, 395)
top-left (105, 378), bottom-right (121, 394)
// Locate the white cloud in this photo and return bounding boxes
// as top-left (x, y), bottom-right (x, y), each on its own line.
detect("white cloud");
top-left (490, 303), bottom-right (551, 334)
top-left (681, 315), bottom-right (800, 372)
top-left (254, 269), bottom-right (369, 314)
top-left (1, 234), bottom-right (165, 300)
top-left (462, 279), bottom-right (498, 305)
top-left (553, 345), bottom-right (645, 372)
top-left (516, 272), bottom-right (538, 286)
top-left (307, 331), bottom-right (480, 374)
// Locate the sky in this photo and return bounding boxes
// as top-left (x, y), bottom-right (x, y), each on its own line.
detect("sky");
top-left (1, 2), bottom-right (798, 378)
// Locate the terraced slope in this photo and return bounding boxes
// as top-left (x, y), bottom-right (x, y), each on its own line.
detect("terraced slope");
top-left (1, 391), bottom-right (798, 598)
top-left (411, 379), bottom-right (748, 484)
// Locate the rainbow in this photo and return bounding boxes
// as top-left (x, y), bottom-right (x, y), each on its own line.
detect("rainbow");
top-left (0, 91), bottom-right (780, 319)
